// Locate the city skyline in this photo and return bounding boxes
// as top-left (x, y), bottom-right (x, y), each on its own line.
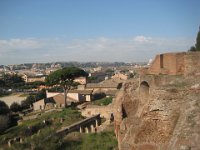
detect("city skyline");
top-left (0, 0), bottom-right (200, 65)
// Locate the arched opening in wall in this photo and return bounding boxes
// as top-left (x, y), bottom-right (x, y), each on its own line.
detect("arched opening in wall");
top-left (122, 104), bottom-right (127, 119)
top-left (139, 81), bottom-right (150, 101)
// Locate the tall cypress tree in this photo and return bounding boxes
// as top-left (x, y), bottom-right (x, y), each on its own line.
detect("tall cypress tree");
top-left (195, 26), bottom-right (200, 51)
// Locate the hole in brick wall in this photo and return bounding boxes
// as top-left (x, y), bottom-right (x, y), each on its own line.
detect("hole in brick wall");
top-left (139, 81), bottom-right (150, 100)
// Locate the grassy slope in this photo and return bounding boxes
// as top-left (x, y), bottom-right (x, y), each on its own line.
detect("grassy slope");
top-left (0, 108), bottom-right (118, 150)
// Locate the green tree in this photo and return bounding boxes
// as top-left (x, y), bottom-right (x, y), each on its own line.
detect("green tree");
top-left (45, 67), bottom-right (88, 107)
top-left (35, 88), bottom-right (46, 101)
top-left (10, 102), bottom-right (22, 112)
top-left (195, 26), bottom-right (200, 51)
top-left (21, 95), bottom-right (35, 109)
top-left (1, 74), bottom-right (25, 88)
top-left (0, 100), bottom-right (10, 115)
top-left (189, 26), bottom-right (200, 51)
top-left (0, 100), bottom-right (10, 133)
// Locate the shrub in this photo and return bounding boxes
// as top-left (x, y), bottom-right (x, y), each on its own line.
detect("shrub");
top-left (0, 100), bottom-right (10, 115)
top-left (10, 102), bottom-right (22, 112)
top-left (0, 115), bottom-right (10, 134)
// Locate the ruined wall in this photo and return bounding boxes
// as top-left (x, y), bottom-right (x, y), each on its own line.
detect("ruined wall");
top-left (184, 52), bottom-right (200, 76)
top-left (148, 52), bottom-right (185, 75)
top-left (113, 76), bottom-right (200, 150)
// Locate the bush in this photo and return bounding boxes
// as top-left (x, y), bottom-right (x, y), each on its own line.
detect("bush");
top-left (0, 115), bottom-right (10, 134)
top-left (0, 100), bottom-right (10, 115)
top-left (10, 102), bottom-right (22, 112)
top-left (92, 97), bottom-right (112, 106)
top-left (21, 95), bottom-right (35, 110)
top-left (93, 93), bottom-right (106, 100)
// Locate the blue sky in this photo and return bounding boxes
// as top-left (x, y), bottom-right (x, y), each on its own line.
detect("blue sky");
top-left (0, 0), bottom-right (200, 65)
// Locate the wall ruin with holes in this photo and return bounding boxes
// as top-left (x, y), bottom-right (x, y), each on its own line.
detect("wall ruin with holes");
top-left (113, 75), bottom-right (200, 150)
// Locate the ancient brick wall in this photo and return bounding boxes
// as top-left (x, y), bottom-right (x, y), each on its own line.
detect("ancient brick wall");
top-left (184, 52), bottom-right (200, 76)
top-left (148, 52), bottom-right (185, 75)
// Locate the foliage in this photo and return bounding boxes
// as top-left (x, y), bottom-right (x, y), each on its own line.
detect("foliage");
top-left (0, 115), bottom-right (10, 134)
top-left (0, 108), bottom-right (83, 149)
top-left (48, 86), bottom-right (64, 92)
top-left (92, 92), bottom-right (106, 100)
top-left (19, 81), bottom-right (45, 90)
top-left (46, 67), bottom-right (88, 87)
top-left (87, 76), bottom-right (97, 83)
top-left (35, 88), bottom-right (46, 101)
top-left (0, 106), bottom-right (117, 149)
top-left (0, 91), bottom-right (11, 97)
top-left (63, 131), bottom-right (118, 150)
top-left (10, 102), bottom-right (22, 112)
top-left (0, 101), bottom-right (10, 134)
top-left (20, 95), bottom-right (35, 109)
top-left (189, 46), bottom-right (196, 52)
top-left (46, 67), bottom-right (88, 107)
top-left (105, 69), bottom-right (114, 76)
top-left (189, 27), bottom-right (200, 51)
top-left (0, 100), bottom-right (10, 115)
top-left (92, 97), bottom-right (113, 106)
top-left (196, 27), bottom-right (200, 50)
top-left (0, 74), bottom-right (25, 88)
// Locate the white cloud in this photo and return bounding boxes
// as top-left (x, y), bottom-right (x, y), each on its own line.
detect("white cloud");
top-left (133, 35), bottom-right (152, 42)
top-left (0, 36), bottom-right (194, 65)
top-left (0, 38), bottom-right (41, 50)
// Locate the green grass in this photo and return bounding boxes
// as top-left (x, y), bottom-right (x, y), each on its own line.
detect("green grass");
top-left (92, 97), bottom-right (112, 106)
top-left (0, 108), bottom-right (84, 149)
top-left (0, 108), bottom-right (118, 150)
top-left (18, 94), bottom-right (29, 97)
top-left (63, 130), bottom-right (118, 150)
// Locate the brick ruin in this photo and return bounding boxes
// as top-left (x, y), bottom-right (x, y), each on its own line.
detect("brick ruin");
top-left (141, 52), bottom-right (200, 76)
top-left (113, 52), bottom-right (200, 150)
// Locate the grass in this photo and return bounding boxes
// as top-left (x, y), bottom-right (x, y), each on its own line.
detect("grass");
top-left (92, 97), bottom-right (112, 106)
top-left (0, 108), bottom-right (118, 150)
top-left (63, 130), bottom-right (118, 150)
top-left (0, 108), bottom-right (84, 149)
top-left (18, 94), bottom-right (29, 97)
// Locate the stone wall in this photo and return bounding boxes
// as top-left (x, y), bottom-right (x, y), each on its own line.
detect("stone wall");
top-left (147, 52), bottom-right (200, 76)
top-left (184, 52), bottom-right (200, 76)
top-left (148, 52), bottom-right (185, 75)
top-left (113, 76), bottom-right (200, 150)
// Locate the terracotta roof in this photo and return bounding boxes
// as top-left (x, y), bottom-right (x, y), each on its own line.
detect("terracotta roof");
top-left (52, 93), bottom-right (77, 103)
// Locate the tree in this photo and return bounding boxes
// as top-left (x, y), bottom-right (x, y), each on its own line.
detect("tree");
top-left (0, 100), bottom-right (10, 133)
top-left (10, 102), bottom-right (22, 112)
top-left (1, 74), bottom-right (25, 88)
top-left (21, 95), bottom-right (35, 109)
top-left (189, 26), bottom-right (200, 51)
top-left (0, 100), bottom-right (10, 115)
top-left (195, 26), bottom-right (200, 51)
top-left (45, 67), bottom-right (88, 107)
top-left (35, 89), bottom-right (46, 101)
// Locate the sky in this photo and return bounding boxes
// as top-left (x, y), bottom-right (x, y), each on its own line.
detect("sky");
top-left (0, 0), bottom-right (200, 65)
